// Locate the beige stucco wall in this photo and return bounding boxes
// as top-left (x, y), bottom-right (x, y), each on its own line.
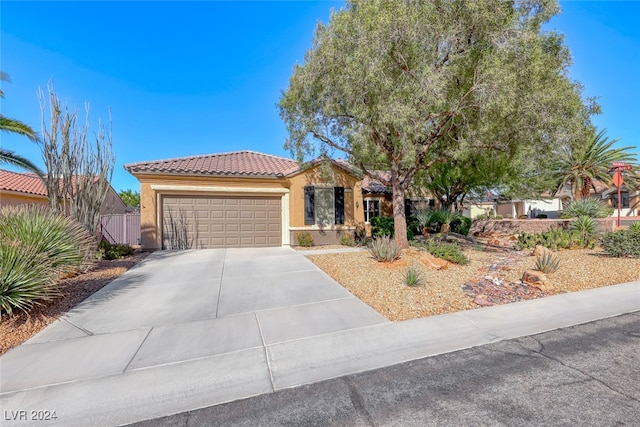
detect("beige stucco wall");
top-left (0, 192), bottom-right (48, 208)
top-left (135, 173), bottom-right (291, 249)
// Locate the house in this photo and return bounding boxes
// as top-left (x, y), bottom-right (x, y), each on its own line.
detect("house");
top-left (0, 169), bottom-right (128, 215)
top-left (124, 150), bottom-right (436, 250)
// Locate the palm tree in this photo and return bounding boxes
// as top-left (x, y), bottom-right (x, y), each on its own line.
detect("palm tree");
top-left (0, 72), bottom-right (42, 175)
top-left (554, 129), bottom-right (638, 200)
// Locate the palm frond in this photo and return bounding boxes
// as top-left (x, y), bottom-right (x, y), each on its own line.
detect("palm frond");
top-left (0, 149), bottom-right (44, 176)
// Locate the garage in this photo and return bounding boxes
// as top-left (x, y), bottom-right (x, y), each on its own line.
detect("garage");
top-left (162, 195), bottom-right (281, 249)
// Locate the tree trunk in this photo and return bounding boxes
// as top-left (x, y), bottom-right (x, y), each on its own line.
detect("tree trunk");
top-left (580, 177), bottom-right (592, 199)
top-left (391, 171), bottom-right (408, 248)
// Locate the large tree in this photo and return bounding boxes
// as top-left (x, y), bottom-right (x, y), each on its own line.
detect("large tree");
top-left (0, 72), bottom-right (43, 175)
top-left (553, 129), bottom-right (638, 200)
top-left (279, 0), bottom-right (595, 246)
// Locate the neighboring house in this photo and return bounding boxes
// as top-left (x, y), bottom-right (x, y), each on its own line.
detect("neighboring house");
top-left (124, 150), bottom-right (436, 250)
top-left (0, 169), bottom-right (128, 215)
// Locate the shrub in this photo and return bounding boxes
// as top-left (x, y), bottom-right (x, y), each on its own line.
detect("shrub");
top-left (96, 241), bottom-right (135, 260)
top-left (296, 231), bottom-right (314, 247)
top-left (0, 242), bottom-right (59, 316)
top-left (601, 228), bottom-right (640, 258)
top-left (404, 266), bottom-right (422, 287)
top-left (339, 233), bottom-right (355, 247)
top-left (370, 216), bottom-right (394, 237)
top-left (535, 251), bottom-right (561, 274)
top-left (561, 197), bottom-right (612, 219)
top-left (569, 215), bottom-right (598, 248)
top-left (0, 206), bottom-right (95, 316)
top-left (517, 225), bottom-right (596, 251)
top-left (451, 215), bottom-right (472, 235)
top-left (416, 210), bottom-right (434, 233)
top-left (629, 222), bottom-right (640, 233)
top-left (430, 209), bottom-right (459, 234)
top-left (354, 223), bottom-right (368, 246)
top-left (416, 239), bottom-right (469, 265)
top-left (369, 236), bottom-right (401, 262)
top-left (0, 206), bottom-right (94, 275)
top-left (406, 215), bottom-right (421, 236)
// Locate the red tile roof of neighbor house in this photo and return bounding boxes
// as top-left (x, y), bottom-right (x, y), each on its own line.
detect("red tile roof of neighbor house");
top-left (0, 169), bottom-right (47, 196)
top-left (124, 151), bottom-right (301, 177)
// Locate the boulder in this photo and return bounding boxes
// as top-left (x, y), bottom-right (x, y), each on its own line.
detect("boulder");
top-left (532, 245), bottom-right (552, 258)
top-left (522, 270), bottom-right (552, 291)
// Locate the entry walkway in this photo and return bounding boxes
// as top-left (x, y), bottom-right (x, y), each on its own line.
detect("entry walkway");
top-left (0, 247), bottom-right (638, 426)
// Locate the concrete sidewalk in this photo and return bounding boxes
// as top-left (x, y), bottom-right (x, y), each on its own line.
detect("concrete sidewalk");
top-left (0, 247), bottom-right (638, 426)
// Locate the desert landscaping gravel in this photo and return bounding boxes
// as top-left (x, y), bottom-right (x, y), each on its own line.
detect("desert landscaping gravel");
top-left (306, 245), bottom-right (640, 322)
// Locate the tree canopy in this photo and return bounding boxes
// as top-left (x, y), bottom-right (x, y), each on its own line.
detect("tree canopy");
top-left (279, 0), bottom-right (597, 246)
top-left (119, 189), bottom-right (140, 208)
top-left (552, 129), bottom-right (639, 199)
top-left (0, 72), bottom-right (43, 176)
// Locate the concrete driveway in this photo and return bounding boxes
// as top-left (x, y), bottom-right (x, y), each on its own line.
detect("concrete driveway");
top-left (0, 247), bottom-right (387, 426)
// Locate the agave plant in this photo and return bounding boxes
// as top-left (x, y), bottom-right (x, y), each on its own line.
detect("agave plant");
top-left (535, 251), bottom-right (561, 274)
top-left (369, 236), bottom-right (401, 262)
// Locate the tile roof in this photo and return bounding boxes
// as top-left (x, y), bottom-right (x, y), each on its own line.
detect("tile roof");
top-left (361, 172), bottom-right (391, 193)
top-left (0, 169), bottom-right (47, 197)
top-left (124, 151), bottom-right (300, 177)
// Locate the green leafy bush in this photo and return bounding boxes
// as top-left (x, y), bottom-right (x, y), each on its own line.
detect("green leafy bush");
top-left (517, 224), bottom-right (596, 251)
top-left (370, 216), bottom-right (395, 237)
top-left (415, 239), bottom-right (469, 265)
top-left (406, 215), bottom-right (421, 237)
top-left (404, 266), bottom-right (422, 287)
top-left (96, 241), bottom-right (135, 260)
top-left (601, 228), bottom-right (640, 258)
top-left (369, 236), bottom-right (401, 262)
top-left (560, 198), bottom-right (613, 219)
top-left (0, 206), bottom-right (95, 316)
top-left (451, 215), bottom-right (472, 235)
top-left (339, 233), bottom-right (355, 247)
top-left (296, 231), bottom-right (314, 247)
top-left (535, 251), bottom-right (561, 274)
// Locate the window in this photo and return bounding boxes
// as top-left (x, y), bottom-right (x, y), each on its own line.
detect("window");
top-left (304, 186), bottom-right (344, 226)
top-left (611, 193), bottom-right (630, 209)
top-left (364, 199), bottom-right (380, 223)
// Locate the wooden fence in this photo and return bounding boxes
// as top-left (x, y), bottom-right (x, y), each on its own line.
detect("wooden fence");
top-left (100, 213), bottom-right (141, 246)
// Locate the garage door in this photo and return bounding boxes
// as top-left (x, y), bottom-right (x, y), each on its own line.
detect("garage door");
top-left (162, 195), bottom-right (281, 249)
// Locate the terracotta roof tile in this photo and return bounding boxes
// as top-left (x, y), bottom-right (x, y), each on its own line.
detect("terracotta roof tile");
top-left (124, 150), bottom-right (300, 177)
top-left (0, 169), bottom-right (47, 197)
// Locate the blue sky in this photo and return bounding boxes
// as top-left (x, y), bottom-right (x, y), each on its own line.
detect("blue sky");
top-left (1, 1), bottom-right (638, 193)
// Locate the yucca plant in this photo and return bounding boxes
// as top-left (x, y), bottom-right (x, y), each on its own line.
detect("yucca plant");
top-left (369, 236), bottom-right (401, 262)
top-left (569, 215), bottom-right (598, 248)
top-left (535, 251), bottom-right (561, 274)
top-left (0, 241), bottom-right (59, 316)
top-left (0, 206), bottom-right (95, 275)
top-left (415, 211), bottom-right (434, 234)
top-left (560, 197), bottom-right (612, 219)
top-left (404, 266), bottom-right (422, 287)
top-left (629, 222), bottom-right (640, 233)
top-left (431, 209), bottom-right (459, 234)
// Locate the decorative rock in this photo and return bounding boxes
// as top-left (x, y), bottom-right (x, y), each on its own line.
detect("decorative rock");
top-left (420, 255), bottom-right (449, 270)
top-left (532, 245), bottom-right (552, 258)
top-left (522, 270), bottom-right (551, 291)
top-left (474, 294), bottom-right (493, 306)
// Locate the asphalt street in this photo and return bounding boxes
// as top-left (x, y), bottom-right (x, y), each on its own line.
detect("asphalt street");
top-left (131, 311), bottom-right (640, 427)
